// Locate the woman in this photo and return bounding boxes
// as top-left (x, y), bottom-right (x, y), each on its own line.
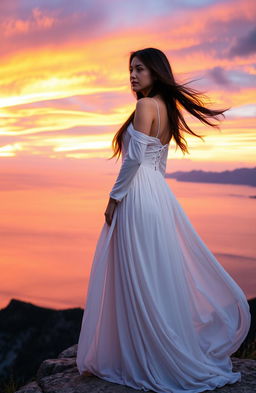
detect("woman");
top-left (76, 48), bottom-right (251, 393)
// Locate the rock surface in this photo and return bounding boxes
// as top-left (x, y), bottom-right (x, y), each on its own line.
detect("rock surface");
top-left (0, 298), bottom-right (83, 383)
top-left (14, 345), bottom-right (256, 393)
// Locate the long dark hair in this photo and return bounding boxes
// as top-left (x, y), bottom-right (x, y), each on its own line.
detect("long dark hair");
top-left (108, 47), bottom-right (231, 161)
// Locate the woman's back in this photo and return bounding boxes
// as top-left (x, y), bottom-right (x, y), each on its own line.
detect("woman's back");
top-left (149, 96), bottom-right (172, 145)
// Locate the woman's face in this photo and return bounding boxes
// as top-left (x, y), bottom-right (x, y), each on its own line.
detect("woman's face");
top-left (129, 56), bottom-right (154, 96)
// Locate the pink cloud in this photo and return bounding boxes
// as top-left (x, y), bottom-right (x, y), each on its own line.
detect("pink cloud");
top-left (3, 7), bottom-right (56, 37)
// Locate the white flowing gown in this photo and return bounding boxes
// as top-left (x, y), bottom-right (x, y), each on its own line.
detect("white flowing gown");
top-left (76, 98), bottom-right (251, 393)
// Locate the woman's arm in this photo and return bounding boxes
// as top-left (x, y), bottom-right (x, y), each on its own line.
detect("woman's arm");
top-left (109, 136), bottom-right (148, 202)
top-left (109, 98), bottom-right (154, 203)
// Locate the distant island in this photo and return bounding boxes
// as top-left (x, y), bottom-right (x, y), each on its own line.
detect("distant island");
top-left (166, 167), bottom-right (256, 188)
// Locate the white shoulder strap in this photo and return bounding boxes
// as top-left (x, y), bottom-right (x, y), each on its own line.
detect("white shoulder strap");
top-left (151, 98), bottom-right (160, 138)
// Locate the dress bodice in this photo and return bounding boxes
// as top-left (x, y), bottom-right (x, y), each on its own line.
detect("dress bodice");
top-left (123, 122), bottom-right (169, 174)
top-left (109, 121), bottom-right (170, 202)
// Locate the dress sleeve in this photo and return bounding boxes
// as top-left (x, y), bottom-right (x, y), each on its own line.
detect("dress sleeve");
top-left (109, 130), bottom-right (149, 202)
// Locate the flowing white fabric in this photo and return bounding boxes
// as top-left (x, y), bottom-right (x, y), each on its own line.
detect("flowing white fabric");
top-left (76, 121), bottom-right (251, 393)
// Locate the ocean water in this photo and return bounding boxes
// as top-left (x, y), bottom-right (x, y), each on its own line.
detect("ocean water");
top-left (0, 178), bottom-right (255, 310)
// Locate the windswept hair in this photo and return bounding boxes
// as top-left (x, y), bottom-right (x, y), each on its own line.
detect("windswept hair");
top-left (108, 47), bottom-right (231, 161)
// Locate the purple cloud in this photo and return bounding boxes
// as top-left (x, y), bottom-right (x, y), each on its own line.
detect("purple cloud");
top-left (229, 27), bottom-right (256, 57)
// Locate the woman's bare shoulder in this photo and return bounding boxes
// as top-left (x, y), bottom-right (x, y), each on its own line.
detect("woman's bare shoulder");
top-left (133, 99), bottom-right (155, 136)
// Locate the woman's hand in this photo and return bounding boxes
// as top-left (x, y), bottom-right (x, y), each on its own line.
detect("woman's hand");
top-left (104, 197), bottom-right (119, 226)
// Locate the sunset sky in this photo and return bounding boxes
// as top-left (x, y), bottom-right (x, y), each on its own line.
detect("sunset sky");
top-left (1, 0), bottom-right (255, 309)
top-left (1, 0), bottom-right (255, 164)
